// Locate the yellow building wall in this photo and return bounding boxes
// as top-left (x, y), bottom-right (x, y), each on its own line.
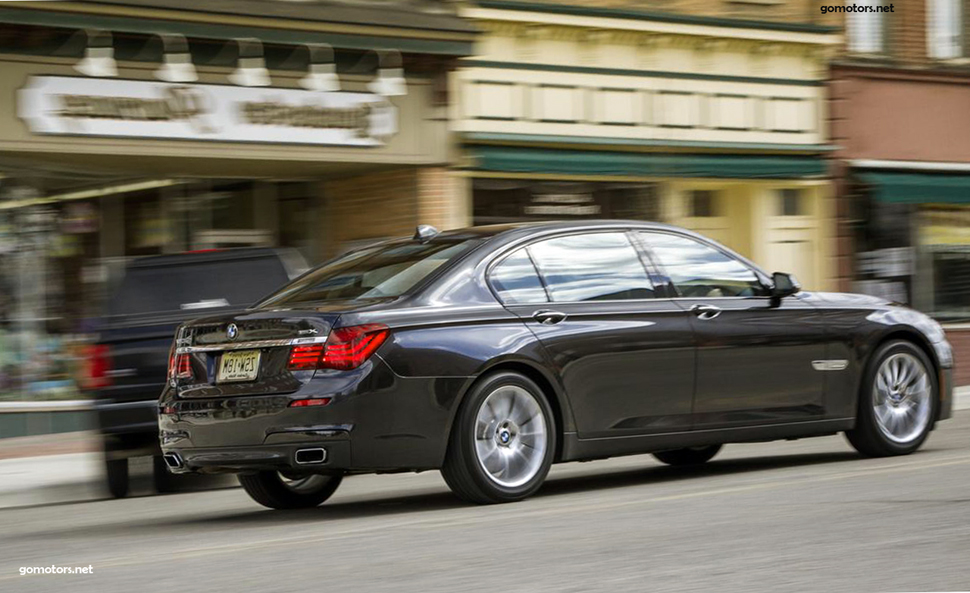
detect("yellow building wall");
top-left (453, 5), bottom-right (839, 291)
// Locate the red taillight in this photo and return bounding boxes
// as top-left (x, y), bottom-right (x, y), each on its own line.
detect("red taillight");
top-left (168, 352), bottom-right (192, 380)
top-left (289, 397), bottom-right (332, 407)
top-left (287, 344), bottom-right (325, 370)
top-left (287, 324), bottom-right (389, 372)
top-left (84, 344), bottom-right (111, 390)
top-left (322, 324), bottom-right (389, 370)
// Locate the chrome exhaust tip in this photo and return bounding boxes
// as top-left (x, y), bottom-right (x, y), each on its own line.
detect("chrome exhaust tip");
top-left (294, 448), bottom-right (327, 465)
top-left (162, 453), bottom-right (184, 469)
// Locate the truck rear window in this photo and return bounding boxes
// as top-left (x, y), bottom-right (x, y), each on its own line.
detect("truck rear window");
top-left (108, 256), bottom-right (291, 315)
top-left (257, 240), bottom-right (479, 307)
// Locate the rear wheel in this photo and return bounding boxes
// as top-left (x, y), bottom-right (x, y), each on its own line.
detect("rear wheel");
top-left (653, 445), bottom-right (722, 466)
top-left (238, 471), bottom-right (343, 510)
top-left (846, 340), bottom-right (937, 457)
top-left (442, 372), bottom-right (556, 504)
top-left (104, 457), bottom-right (129, 499)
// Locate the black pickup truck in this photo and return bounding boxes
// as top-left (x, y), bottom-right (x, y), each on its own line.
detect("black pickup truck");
top-left (89, 247), bottom-right (307, 497)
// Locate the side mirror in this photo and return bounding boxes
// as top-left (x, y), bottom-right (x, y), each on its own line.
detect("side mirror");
top-left (771, 272), bottom-right (801, 300)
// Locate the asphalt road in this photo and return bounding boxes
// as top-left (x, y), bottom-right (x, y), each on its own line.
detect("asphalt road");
top-left (2, 413), bottom-right (970, 593)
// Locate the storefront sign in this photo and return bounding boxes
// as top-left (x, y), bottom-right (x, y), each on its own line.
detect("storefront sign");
top-left (18, 76), bottom-right (397, 146)
top-left (524, 193), bottom-right (601, 216)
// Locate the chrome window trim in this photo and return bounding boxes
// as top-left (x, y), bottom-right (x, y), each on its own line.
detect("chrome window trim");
top-left (176, 336), bottom-right (328, 354)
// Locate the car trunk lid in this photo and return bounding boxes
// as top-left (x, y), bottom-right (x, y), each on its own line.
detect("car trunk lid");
top-left (173, 310), bottom-right (340, 399)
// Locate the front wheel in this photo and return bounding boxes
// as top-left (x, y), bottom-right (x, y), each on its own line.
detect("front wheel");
top-left (846, 340), bottom-right (937, 457)
top-left (441, 372), bottom-right (556, 504)
top-left (653, 445), bottom-right (722, 466)
top-left (238, 471), bottom-right (343, 510)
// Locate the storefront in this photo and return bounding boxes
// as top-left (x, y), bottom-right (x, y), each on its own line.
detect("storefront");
top-left (451, 2), bottom-right (839, 291)
top-left (830, 62), bottom-right (970, 385)
top-left (0, 0), bottom-right (476, 399)
top-left (852, 169), bottom-right (970, 321)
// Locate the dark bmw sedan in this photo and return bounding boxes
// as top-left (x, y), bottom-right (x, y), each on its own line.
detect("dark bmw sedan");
top-left (159, 221), bottom-right (954, 508)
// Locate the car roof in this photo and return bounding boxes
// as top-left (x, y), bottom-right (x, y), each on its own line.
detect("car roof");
top-left (433, 219), bottom-right (688, 242)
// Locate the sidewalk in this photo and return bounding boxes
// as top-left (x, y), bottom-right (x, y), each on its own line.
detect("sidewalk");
top-left (1, 388), bottom-right (968, 510)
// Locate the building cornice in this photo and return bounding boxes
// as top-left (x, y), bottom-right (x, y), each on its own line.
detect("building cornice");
top-left (475, 1), bottom-right (839, 36)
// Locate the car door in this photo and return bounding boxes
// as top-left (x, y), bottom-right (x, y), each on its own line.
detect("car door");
top-left (489, 231), bottom-right (695, 439)
top-left (638, 231), bottom-right (827, 430)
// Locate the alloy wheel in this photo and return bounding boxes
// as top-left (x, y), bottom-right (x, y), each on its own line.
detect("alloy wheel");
top-left (474, 385), bottom-right (548, 488)
top-left (872, 352), bottom-right (932, 445)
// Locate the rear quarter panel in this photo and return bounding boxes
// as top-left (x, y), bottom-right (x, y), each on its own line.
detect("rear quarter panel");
top-left (347, 304), bottom-right (577, 437)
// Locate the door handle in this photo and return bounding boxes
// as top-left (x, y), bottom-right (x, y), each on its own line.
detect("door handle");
top-left (533, 310), bottom-right (568, 325)
top-left (690, 304), bottom-right (722, 320)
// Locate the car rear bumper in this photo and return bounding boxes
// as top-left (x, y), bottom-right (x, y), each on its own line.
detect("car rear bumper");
top-left (158, 357), bottom-right (471, 474)
top-left (162, 439), bottom-right (352, 474)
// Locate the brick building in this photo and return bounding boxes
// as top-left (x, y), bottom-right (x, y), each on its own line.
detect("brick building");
top-left (828, 0), bottom-right (970, 384)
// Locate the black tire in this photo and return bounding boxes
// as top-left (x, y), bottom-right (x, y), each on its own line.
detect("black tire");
top-left (104, 457), bottom-right (129, 499)
top-left (153, 455), bottom-right (179, 494)
top-left (845, 340), bottom-right (938, 458)
top-left (653, 444), bottom-right (722, 466)
top-left (238, 471), bottom-right (343, 510)
top-left (441, 371), bottom-right (557, 504)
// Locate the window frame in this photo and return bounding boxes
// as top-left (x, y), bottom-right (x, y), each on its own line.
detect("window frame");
top-left (635, 230), bottom-right (772, 300)
top-left (485, 229), bottom-right (665, 305)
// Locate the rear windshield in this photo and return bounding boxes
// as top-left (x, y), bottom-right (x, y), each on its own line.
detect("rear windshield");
top-left (256, 240), bottom-right (480, 307)
top-left (108, 255), bottom-right (291, 315)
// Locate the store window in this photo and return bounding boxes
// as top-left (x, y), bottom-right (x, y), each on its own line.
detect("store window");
top-left (921, 207), bottom-right (970, 321)
top-left (472, 179), bottom-right (660, 225)
top-left (777, 189), bottom-right (803, 216)
top-left (928, 0), bottom-right (962, 59)
top-left (689, 190), bottom-right (718, 218)
top-left (124, 191), bottom-right (167, 257)
top-left (847, 0), bottom-right (887, 54)
top-left (277, 182), bottom-right (316, 262)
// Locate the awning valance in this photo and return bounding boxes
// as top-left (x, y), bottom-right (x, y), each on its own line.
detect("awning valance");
top-left (858, 172), bottom-right (970, 204)
top-left (466, 146), bottom-right (827, 179)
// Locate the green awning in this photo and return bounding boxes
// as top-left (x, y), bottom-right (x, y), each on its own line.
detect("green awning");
top-left (466, 146), bottom-right (826, 179)
top-left (859, 172), bottom-right (970, 204)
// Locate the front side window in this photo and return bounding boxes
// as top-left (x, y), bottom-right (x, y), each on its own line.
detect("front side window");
top-left (528, 232), bottom-right (654, 302)
top-left (490, 249), bottom-right (548, 304)
top-left (257, 239), bottom-right (480, 307)
top-left (928, 0), bottom-right (962, 59)
top-left (847, 0), bottom-right (886, 54)
top-left (639, 232), bottom-right (768, 298)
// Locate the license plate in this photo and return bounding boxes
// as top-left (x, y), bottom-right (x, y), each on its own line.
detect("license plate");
top-left (217, 350), bottom-right (261, 383)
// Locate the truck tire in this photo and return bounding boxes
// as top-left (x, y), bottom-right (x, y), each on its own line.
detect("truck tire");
top-left (105, 457), bottom-right (129, 498)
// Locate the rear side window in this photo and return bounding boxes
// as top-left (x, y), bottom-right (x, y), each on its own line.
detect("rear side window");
top-left (528, 232), bottom-right (655, 302)
top-left (490, 249), bottom-right (548, 304)
top-left (108, 255), bottom-right (290, 315)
